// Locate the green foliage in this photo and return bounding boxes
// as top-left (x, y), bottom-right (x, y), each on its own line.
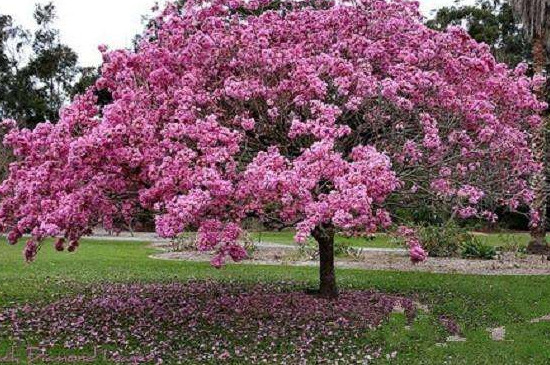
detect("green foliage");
top-left (70, 66), bottom-right (113, 107)
top-left (333, 239), bottom-right (362, 259)
top-left (426, 0), bottom-right (530, 68)
top-left (171, 232), bottom-right (196, 252)
top-left (494, 233), bottom-right (529, 256)
top-left (416, 223), bottom-right (499, 259)
top-left (417, 223), bottom-right (470, 258)
top-left (241, 231), bottom-right (257, 257)
top-left (392, 205), bottom-right (447, 226)
top-left (460, 237), bottom-right (497, 259)
top-left (0, 2), bottom-right (91, 128)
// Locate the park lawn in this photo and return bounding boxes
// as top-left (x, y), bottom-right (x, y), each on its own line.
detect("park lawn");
top-left (475, 231), bottom-right (532, 248)
top-left (1, 239), bottom-right (550, 363)
top-left (249, 230), bottom-right (533, 249)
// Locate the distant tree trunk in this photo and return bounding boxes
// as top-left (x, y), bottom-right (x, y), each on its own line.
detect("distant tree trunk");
top-left (528, 32), bottom-right (549, 253)
top-left (312, 224), bottom-right (338, 298)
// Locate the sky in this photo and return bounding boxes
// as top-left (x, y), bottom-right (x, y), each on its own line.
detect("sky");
top-left (0, 0), bottom-right (472, 67)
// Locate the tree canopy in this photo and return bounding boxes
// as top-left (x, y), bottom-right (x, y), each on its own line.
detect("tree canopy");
top-left (0, 0), bottom-right (544, 295)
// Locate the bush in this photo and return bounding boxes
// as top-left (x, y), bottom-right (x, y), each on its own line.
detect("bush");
top-left (417, 223), bottom-right (468, 258)
top-left (297, 241), bottom-right (319, 261)
top-left (416, 223), bottom-right (496, 259)
top-left (460, 238), bottom-right (496, 260)
top-left (171, 233), bottom-right (197, 252)
top-left (334, 240), bottom-right (362, 259)
top-left (493, 233), bottom-right (527, 254)
top-left (296, 238), bottom-right (362, 261)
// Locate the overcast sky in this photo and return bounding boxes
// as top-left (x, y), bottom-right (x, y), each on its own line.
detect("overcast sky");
top-left (0, 0), bottom-right (472, 67)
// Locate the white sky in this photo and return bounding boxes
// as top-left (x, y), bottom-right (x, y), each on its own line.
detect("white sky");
top-left (0, 0), bottom-right (473, 67)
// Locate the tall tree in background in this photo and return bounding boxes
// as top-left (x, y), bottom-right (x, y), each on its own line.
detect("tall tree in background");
top-left (0, 15), bottom-right (28, 123)
top-left (26, 3), bottom-right (78, 123)
top-left (427, 0), bottom-right (530, 67)
top-left (0, 15), bottom-right (28, 179)
top-left (510, 0), bottom-right (550, 252)
top-left (0, 2), bottom-right (81, 128)
top-left (0, 3), bottom-right (89, 181)
top-left (429, 0), bottom-right (550, 250)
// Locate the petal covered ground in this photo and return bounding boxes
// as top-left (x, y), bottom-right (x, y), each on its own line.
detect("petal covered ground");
top-left (0, 281), bottom-right (420, 364)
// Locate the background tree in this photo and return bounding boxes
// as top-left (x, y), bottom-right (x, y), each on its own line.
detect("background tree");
top-left (0, 15), bottom-right (28, 122)
top-left (0, 15), bottom-right (28, 179)
top-left (509, 0), bottom-right (550, 252)
top-left (428, 1), bottom-right (550, 247)
top-left (0, 2), bottom-right (85, 128)
top-left (0, 3), bottom-right (96, 180)
top-left (427, 0), bottom-right (530, 67)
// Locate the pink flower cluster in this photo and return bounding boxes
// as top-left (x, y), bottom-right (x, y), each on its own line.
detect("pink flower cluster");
top-left (237, 142), bottom-right (398, 243)
top-left (0, 0), bottom-right (542, 265)
top-left (397, 226), bottom-right (427, 263)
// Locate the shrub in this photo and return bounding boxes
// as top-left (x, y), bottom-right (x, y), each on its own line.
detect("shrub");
top-left (460, 238), bottom-right (496, 260)
top-left (241, 231), bottom-right (257, 258)
top-left (297, 241), bottom-right (319, 261)
top-left (296, 238), bottom-right (362, 261)
top-left (496, 234), bottom-right (528, 255)
top-left (171, 233), bottom-right (197, 252)
top-left (334, 240), bottom-right (363, 260)
top-left (417, 223), bottom-right (469, 258)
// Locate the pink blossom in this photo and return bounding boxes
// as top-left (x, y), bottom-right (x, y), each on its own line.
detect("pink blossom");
top-left (7, 229), bottom-right (21, 245)
top-left (409, 245), bottom-right (427, 264)
top-left (23, 240), bottom-right (38, 262)
top-left (530, 209), bottom-right (541, 228)
top-left (54, 238), bottom-right (65, 252)
top-left (0, 0), bottom-right (541, 267)
top-left (240, 117), bottom-right (255, 131)
top-left (457, 185), bottom-right (485, 205)
top-left (210, 254), bottom-right (225, 269)
top-left (397, 226), bottom-right (427, 263)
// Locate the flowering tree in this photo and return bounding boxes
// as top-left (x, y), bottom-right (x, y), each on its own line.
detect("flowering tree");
top-left (510, 0), bottom-right (549, 252)
top-left (0, 0), bottom-right (544, 297)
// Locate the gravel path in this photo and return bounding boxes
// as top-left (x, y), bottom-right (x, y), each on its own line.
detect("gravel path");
top-left (149, 242), bottom-right (550, 276)
top-left (9, 230), bottom-right (549, 275)
top-left (86, 231), bottom-right (410, 254)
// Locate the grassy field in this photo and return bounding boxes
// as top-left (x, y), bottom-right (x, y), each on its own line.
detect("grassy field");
top-left (249, 230), bottom-right (533, 249)
top-left (1, 238), bottom-right (550, 363)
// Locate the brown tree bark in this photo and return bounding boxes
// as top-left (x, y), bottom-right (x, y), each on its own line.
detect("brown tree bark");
top-left (528, 32), bottom-right (549, 254)
top-left (312, 224), bottom-right (338, 298)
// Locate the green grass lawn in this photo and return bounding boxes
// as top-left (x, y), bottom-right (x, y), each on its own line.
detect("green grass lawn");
top-left (250, 230), bottom-right (534, 249)
top-left (1, 238), bottom-right (550, 363)
top-left (475, 232), bottom-right (532, 248)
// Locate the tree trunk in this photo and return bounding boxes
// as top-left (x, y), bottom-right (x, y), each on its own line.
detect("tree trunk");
top-left (528, 33), bottom-right (548, 254)
top-left (312, 225), bottom-right (338, 298)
